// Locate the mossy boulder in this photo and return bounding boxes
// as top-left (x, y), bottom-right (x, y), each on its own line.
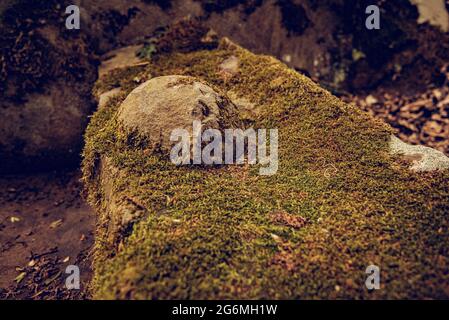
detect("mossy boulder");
top-left (83, 38), bottom-right (449, 299)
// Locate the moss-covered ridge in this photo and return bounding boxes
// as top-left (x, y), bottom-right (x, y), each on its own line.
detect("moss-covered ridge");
top-left (83, 39), bottom-right (449, 299)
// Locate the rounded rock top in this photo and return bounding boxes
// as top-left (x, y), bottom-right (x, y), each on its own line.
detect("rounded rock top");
top-left (117, 75), bottom-right (237, 152)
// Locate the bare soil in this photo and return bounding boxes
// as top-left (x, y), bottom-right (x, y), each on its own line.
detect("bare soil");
top-left (0, 169), bottom-right (94, 300)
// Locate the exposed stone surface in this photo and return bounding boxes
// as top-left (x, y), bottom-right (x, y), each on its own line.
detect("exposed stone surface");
top-left (98, 88), bottom-right (122, 109)
top-left (389, 135), bottom-right (449, 171)
top-left (117, 75), bottom-right (236, 152)
top-left (410, 0), bottom-right (449, 32)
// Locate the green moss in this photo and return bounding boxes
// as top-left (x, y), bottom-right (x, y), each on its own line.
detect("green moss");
top-left (93, 66), bottom-right (149, 98)
top-left (83, 40), bottom-right (449, 299)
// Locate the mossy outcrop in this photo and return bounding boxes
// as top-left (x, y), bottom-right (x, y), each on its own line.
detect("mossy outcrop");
top-left (83, 38), bottom-right (449, 299)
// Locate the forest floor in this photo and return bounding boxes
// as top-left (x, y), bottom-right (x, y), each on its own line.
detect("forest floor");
top-left (0, 169), bottom-right (94, 299)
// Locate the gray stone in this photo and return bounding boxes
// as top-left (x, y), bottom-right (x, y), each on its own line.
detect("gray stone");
top-left (117, 75), bottom-right (236, 152)
top-left (389, 135), bottom-right (449, 172)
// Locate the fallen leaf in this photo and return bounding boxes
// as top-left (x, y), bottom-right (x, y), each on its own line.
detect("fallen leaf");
top-left (270, 233), bottom-right (281, 242)
top-left (44, 271), bottom-right (61, 285)
top-left (49, 219), bottom-right (63, 229)
top-left (31, 290), bottom-right (45, 299)
top-left (10, 216), bottom-right (21, 223)
top-left (270, 211), bottom-right (306, 229)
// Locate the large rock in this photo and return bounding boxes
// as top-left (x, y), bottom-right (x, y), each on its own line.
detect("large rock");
top-left (0, 0), bottom-right (98, 172)
top-left (0, 82), bottom-right (94, 170)
top-left (83, 38), bottom-right (449, 299)
top-left (117, 75), bottom-right (236, 153)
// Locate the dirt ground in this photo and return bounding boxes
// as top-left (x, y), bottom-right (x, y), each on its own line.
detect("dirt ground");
top-left (0, 169), bottom-right (94, 299)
